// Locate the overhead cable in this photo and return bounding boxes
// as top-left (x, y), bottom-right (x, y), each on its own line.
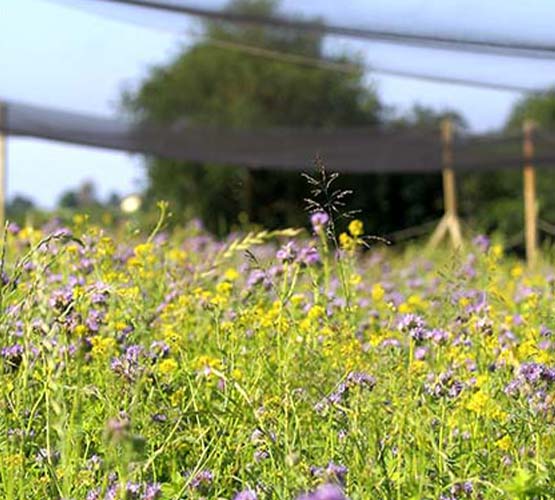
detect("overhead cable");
top-left (88, 0), bottom-right (555, 59)
top-left (199, 35), bottom-right (546, 94)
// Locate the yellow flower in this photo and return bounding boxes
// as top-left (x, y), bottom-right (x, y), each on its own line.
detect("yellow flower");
top-left (216, 281), bottom-right (233, 296)
top-left (491, 244), bottom-right (504, 259)
top-left (90, 336), bottom-right (116, 358)
top-left (466, 390), bottom-right (488, 414)
top-left (350, 274), bottom-right (362, 286)
top-left (339, 232), bottom-right (355, 251)
top-left (5, 453), bottom-right (24, 468)
top-left (74, 324), bottom-right (87, 337)
top-left (73, 214), bottom-right (88, 226)
top-left (398, 303), bottom-right (411, 313)
top-left (511, 265), bottom-right (523, 279)
top-left (134, 243), bottom-right (153, 258)
top-left (290, 294), bottom-right (305, 306)
top-left (348, 219), bottom-right (364, 237)
top-left (224, 268), bottom-right (240, 281)
top-left (194, 355), bottom-right (222, 376)
top-left (371, 283), bottom-right (385, 302)
top-left (168, 248), bottom-right (187, 262)
top-left (496, 435), bottom-right (512, 451)
top-left (158, 358), bottom-right (178, 376)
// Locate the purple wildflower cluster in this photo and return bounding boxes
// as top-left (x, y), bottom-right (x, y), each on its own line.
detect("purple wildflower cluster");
top-left (86, 481), bottom-right (161, 500)
top-left (315, 372), bottom-right (376, 413)
top-left (310, 461), bottom-right (348, 486)
top-left (296, 483), bottom-right (348, 500)
top-left (188, 469), bottom-right (213, 492)
top-left (397, 313), bottom-right (428, 341)
top-left (276, 241), bottom-right (320, 267)
top-left (234, 490), bottom-right (258, 500)
top-left (440, 480), bottom-right (481, 500)
top-left (505, 362), bottom-right (555, 412)
top-left (110, 344), bottom-right (144, 382)
top-left (1, 343), bottom-right (25, 370)
top-left (425, 370), bottom-right (465, 399)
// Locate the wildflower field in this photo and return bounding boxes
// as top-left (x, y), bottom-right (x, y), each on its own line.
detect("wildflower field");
top-left (3, 204), bottom-right (555, 500)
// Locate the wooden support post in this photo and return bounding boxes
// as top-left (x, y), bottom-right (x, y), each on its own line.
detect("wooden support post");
top-left (523, 119), bottom-right (538, 267)
top-left (0, 103), bottom-right (5, 234)
top-left (428, 117), bottom-right (463, 249)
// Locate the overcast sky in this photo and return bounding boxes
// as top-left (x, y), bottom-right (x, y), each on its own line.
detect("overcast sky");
top-left (2, 0), bottom-right (555, 207)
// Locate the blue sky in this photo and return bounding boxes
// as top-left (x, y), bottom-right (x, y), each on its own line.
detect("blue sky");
top-left (2, 0), bottom-right (555, 207)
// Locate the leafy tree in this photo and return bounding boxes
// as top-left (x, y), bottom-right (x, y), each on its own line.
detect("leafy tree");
top-left (457, 88), bottom-right (555, 239)
top-left (6, 195), bottom-right (35, 220)
top-left (390, 103), bottom-right (467, 130)
top-left (506, 89), bottom-right (555, 131)
top-left (123, 0), bottom-right (381, 234)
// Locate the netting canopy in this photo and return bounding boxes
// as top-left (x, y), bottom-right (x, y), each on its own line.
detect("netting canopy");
top-left (3, 100), bottom-right (555, 173)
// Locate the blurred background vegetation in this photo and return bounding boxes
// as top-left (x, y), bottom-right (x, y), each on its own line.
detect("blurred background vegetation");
top-left (12, 0), bottom-right (555, 243)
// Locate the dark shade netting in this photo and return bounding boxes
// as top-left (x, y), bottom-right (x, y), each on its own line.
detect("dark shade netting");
top-left (2, 100), bottom-right (555, 173)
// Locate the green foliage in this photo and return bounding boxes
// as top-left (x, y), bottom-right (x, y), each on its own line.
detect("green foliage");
top-left (389, 103), bottom-right (468, 130)
top-left (506, 89), bottom-right (555, 131)
top-left (460, 88), bottom-right (555, 241)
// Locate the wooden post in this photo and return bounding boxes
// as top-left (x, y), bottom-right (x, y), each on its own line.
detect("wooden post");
top-left (0, 103), bottom-right (5, 234)
top-left (428, 117), bottom-right (463, 249)
top-left (523, 119), bottom-right (537, 267)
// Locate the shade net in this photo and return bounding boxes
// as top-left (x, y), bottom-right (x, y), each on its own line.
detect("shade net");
top-left (3, 100), bottom-right (555, 173)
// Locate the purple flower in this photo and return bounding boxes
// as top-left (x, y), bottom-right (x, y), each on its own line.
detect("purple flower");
top-left (247, 269), bottom-right (267, 288)
top-left (234, 490), bottom-right (257, 500)
top-left (397, 313), bottom-right (427, 342)
top-left (311, 211), bottom-right (330, 232)
top-left (85, 488), bottom-right (101, 500)
top-left (142, 483), bottom-right (162, 500)
top-left (297, 483), bottom-right (347, 500)
top-left (254, 449), bottom-right (269, 462)
top-left (1, 343), bottom-right (24, 369)
top-left (276, 241), bottom-right (298, 263)
top-left (346, 371), bottom-right (376, 389)
top-left (151, 413), bottom-right (167, 423)
top-left (414, 346), bottom-right (428, 360)
top-left (149, 341), bottom-right (169, 361)
top-left (7, 222), bottom-right (20, 235)
top-left (427, 329), bottom-right (449, 344)
top-left (520, 363), bottom-right (544, 384)
top-left (315, 372), bottom-right (375, 412)
top-left (473, 234), bottom-right (490, 252)
top-left (311, 462), bottom-right (348, 485)
top-left (48, 287), bottom-right (74, 311)
top-left (125, 481), bottom-right (141, 498)
top-left (190, 470), bottom-right (213, 490)
top-left (85, 309), bottom-right (105, 333)
top-left (298, 246), bottom-right (320, 266)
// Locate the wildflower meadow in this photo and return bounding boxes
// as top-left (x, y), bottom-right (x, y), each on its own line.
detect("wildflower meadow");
top-left (2, 195), bottom-right (555, 499)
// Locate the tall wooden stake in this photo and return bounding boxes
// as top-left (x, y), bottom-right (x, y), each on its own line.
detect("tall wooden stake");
top-left (523, 119), bottom-right (537, 267)
top-left (0, 103), bottom-right (6, 234)
top-left (428, 117), bottom-right (463, 249)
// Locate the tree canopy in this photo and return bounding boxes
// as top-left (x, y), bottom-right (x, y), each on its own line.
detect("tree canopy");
top-left (124, 0), bottom-right (382, 233)
top-left (506, 89), bottom-right (555, 131)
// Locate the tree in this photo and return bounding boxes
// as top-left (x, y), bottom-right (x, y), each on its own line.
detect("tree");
top-left (123, 0), bottom-right (381, 234)
top-left (58, 180), bottom-right (99, 209)
top-left (390, 103), bottom-right (467, 130)
top-left (6, 195), bottom-right (35, 221)
top-left (506, 89), bottom-right (555, 131)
